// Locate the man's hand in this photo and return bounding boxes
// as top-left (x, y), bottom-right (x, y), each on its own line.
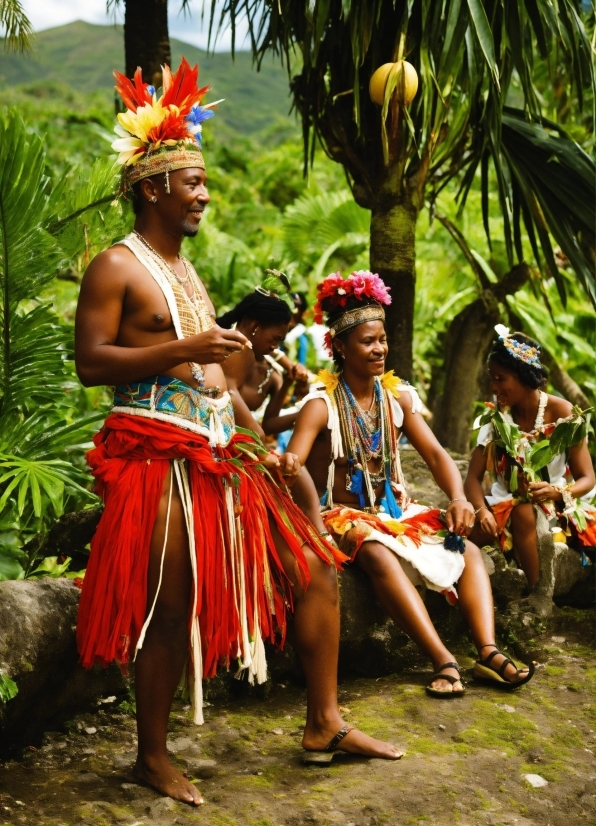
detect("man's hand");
top-left (183, 326), bottom-right (250, 364)
top-left (445, 499), bottom-right (476, 537)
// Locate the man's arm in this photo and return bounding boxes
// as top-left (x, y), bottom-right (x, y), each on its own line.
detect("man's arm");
top-left (75, 248), bottom-right (248, 387)
top-left (399, 392), bottom-right (474, 534)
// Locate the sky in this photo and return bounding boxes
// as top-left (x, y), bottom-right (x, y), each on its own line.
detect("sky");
top-left (20, 0), bottom-right (249, 51)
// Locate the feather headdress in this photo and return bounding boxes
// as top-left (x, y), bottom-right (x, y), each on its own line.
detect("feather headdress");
top-left (112, 58), bottom-right (222, 188)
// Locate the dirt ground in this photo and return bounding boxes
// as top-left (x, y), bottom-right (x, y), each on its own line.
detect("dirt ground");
top-left (0, 607), bottom-right (595, 826)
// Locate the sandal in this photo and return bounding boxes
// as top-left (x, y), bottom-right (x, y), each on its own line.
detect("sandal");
top-left (425, 661), bottom-right (465, 698)
top-left (302, 724), bottom-right (354, 764)
top-left (473, 645), bottom-right (535, 690)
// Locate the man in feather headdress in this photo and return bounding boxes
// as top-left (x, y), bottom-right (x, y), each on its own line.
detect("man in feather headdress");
top-left (74, 61), bottom-right (401, 806)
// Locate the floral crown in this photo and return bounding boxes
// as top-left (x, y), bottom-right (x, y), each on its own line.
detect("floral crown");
top-left (494, 325), bottom-right (542, 368)
top-left (314, 271), bottom-right (391, 355)
top-left (112, 58), bottom-right (222, 190)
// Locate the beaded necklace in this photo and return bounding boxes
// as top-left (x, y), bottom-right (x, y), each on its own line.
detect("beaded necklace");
top-left (335, 376), bottom-right (393, 509)
top-left (132, 231), bottom-right (219, 397)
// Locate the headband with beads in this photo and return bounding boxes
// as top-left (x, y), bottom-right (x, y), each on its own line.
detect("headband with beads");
top-left (494, 324), bottom-right (542, 368)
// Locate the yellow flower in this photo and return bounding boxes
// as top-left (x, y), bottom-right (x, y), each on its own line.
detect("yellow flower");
top-left (117, 102), bottom-right (168, 143)
top-left (381, 370), bottom-right (401, 398)
top-left (317, 368), bottom-right (339, 395)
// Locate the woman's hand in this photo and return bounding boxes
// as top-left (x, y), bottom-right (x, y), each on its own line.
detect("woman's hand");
top-left (261, 451), bottom-right (301, 485)
top-left (475, 505), bottom-right (499, 538)
top-left (527, 481), bottom-right (560, 505)
top-left (445, 499), bottom-right (476, 536)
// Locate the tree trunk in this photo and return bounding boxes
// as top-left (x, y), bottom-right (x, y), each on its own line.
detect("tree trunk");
top-left (370, 199), bottom-right (417, 381)
top-left (432, 263), bottom-right (531, 452)
top-left (536, 350), bottom-right (590, 410)
top-left (431, 291), bottom-right (501, 454)
top-left (124, 0), bottom-right (171, 87)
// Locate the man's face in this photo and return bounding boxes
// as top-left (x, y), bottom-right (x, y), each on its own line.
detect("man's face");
top-left (337, 320), bottom-right (388, 375)
top-left (160, 167), bottom-right (210, 237)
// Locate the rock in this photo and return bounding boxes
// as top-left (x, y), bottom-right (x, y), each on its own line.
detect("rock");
top-left (166, 735), bottom-right (193, 753)
top-left (113, 750), bottom-right (136, 769)
top-left (185, 757), bottom-right (218, 778)
top-left (438, 724), bottom-right (446, 731)
top-left (524, 773), bottom-right (548, 788)
top-left (553, 545), bottom-right (592, 598)
top-left (495, 704), bottom-right (516, 713)
top-left (74, 771), bottom-right (103, 784)
top-left (149, 796), bottom-right (177, 819)
top-left (84, 727), bottom-right (97, 735)
top-left (0, 579), bottom-right (126, 754)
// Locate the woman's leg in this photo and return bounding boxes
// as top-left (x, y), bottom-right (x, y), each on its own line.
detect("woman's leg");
top-left (133, 468), bottom-right (202, 805)
top-left (355, 541), bottom-right (463, 694)
top-left (457, 540), bottom-right (530, 682)
top-left (269, 522), bottom-right (403, 758)
top-left (509, 503), bottom-right (540, 587)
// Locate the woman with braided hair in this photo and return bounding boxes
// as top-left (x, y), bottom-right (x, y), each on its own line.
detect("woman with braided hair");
top-left (465, 327), bottom-right (596, 587)
top-left (218, 289), bottom-right (309, 437)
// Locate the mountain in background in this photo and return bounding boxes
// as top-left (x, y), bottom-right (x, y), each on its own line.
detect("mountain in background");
top-left (0, 21), bottom-right (294, 134)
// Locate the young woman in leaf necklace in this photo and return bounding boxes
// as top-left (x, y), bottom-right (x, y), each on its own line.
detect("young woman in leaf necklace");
top-left (465, 328), bottom-right (596, 587)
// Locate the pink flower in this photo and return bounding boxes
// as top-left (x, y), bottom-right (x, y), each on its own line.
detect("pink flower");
top-left (348, 271), bottom-right (392, 305)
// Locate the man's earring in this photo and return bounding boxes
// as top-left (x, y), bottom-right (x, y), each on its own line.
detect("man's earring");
top-left (149, 196), bottom-right (157, 203)
top-left (165, 169), bottom-right (171, 194)
top-left (252, 326), bottom-right (258, 337)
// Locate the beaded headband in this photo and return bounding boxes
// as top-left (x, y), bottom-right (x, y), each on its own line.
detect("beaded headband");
top-left (494, 324), bottom-right (542, 368)
top-left (329, 304), bottom-right (386, 338)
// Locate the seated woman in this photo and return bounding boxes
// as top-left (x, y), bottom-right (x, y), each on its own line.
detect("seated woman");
top-left (217, 288), bottom-right (308, 437)
top-left (465, 327), bottom-right (596, 587)
top-left (287, 272), bottom-right (535, 695)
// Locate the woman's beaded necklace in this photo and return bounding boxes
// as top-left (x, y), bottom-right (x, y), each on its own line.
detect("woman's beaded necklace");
top-left (335, 375), bottom-right (392, 508)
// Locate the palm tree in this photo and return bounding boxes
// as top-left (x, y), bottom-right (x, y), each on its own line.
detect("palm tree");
top-left (206, 1), bottom-right (595, 382)
top-left (0, 0), bottom-right (33, 52)
top-left (107, 0), bottom-right (172, 86)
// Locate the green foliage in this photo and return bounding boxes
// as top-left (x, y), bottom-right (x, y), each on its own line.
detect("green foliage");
top-left (0, 109), bottom-right (119, 578)
top-left (0, 673), bottom-right (18, 702)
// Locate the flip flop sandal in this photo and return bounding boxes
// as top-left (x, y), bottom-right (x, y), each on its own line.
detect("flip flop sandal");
top-left (473, 647), bottom-right (535, 690)
top-left (425, 661), bottom-right (466, 698)
top-left (302, 724), bottom-right (354, 764)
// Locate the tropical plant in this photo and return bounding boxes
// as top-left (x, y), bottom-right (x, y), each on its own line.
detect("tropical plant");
top-left (0, 111), bottom-right (121, 580)
top-left (281, 190), bottom-right (370, 290)
top-left (0, 0), bottom-right (33, 53)
top-left (206, 0), bottom-right (595, 385)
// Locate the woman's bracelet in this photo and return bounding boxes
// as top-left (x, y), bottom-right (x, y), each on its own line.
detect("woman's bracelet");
top-left (448, 497), bottom-right (469, 505)
top-left (553, 483), bottom-right (575, 510)
top-left (474, 505), bottom-right (489, 516)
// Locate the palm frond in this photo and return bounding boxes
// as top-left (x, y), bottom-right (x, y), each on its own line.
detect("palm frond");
top-left (0, 0), bottom-right (34, 53)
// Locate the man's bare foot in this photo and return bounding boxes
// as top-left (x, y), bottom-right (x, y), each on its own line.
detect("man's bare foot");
top-left (132, 754), bottom-right (203, 805)
top-left (302, 719), bottom-right (404, 760)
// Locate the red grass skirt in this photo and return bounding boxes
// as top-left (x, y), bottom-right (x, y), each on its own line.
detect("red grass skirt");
top-left (76, 414), bottom-right (344, 681)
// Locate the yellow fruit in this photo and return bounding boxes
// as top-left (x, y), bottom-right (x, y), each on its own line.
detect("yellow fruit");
top-left (369, 60), bottom-right (419, 107)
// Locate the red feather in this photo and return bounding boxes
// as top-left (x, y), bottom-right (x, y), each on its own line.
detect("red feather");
top-left (146, 110), bottom-right (189, 145)
top-left (161, 57), bottom-right (209, 116)
top-left (114, 67), bottom-right (153, 111)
